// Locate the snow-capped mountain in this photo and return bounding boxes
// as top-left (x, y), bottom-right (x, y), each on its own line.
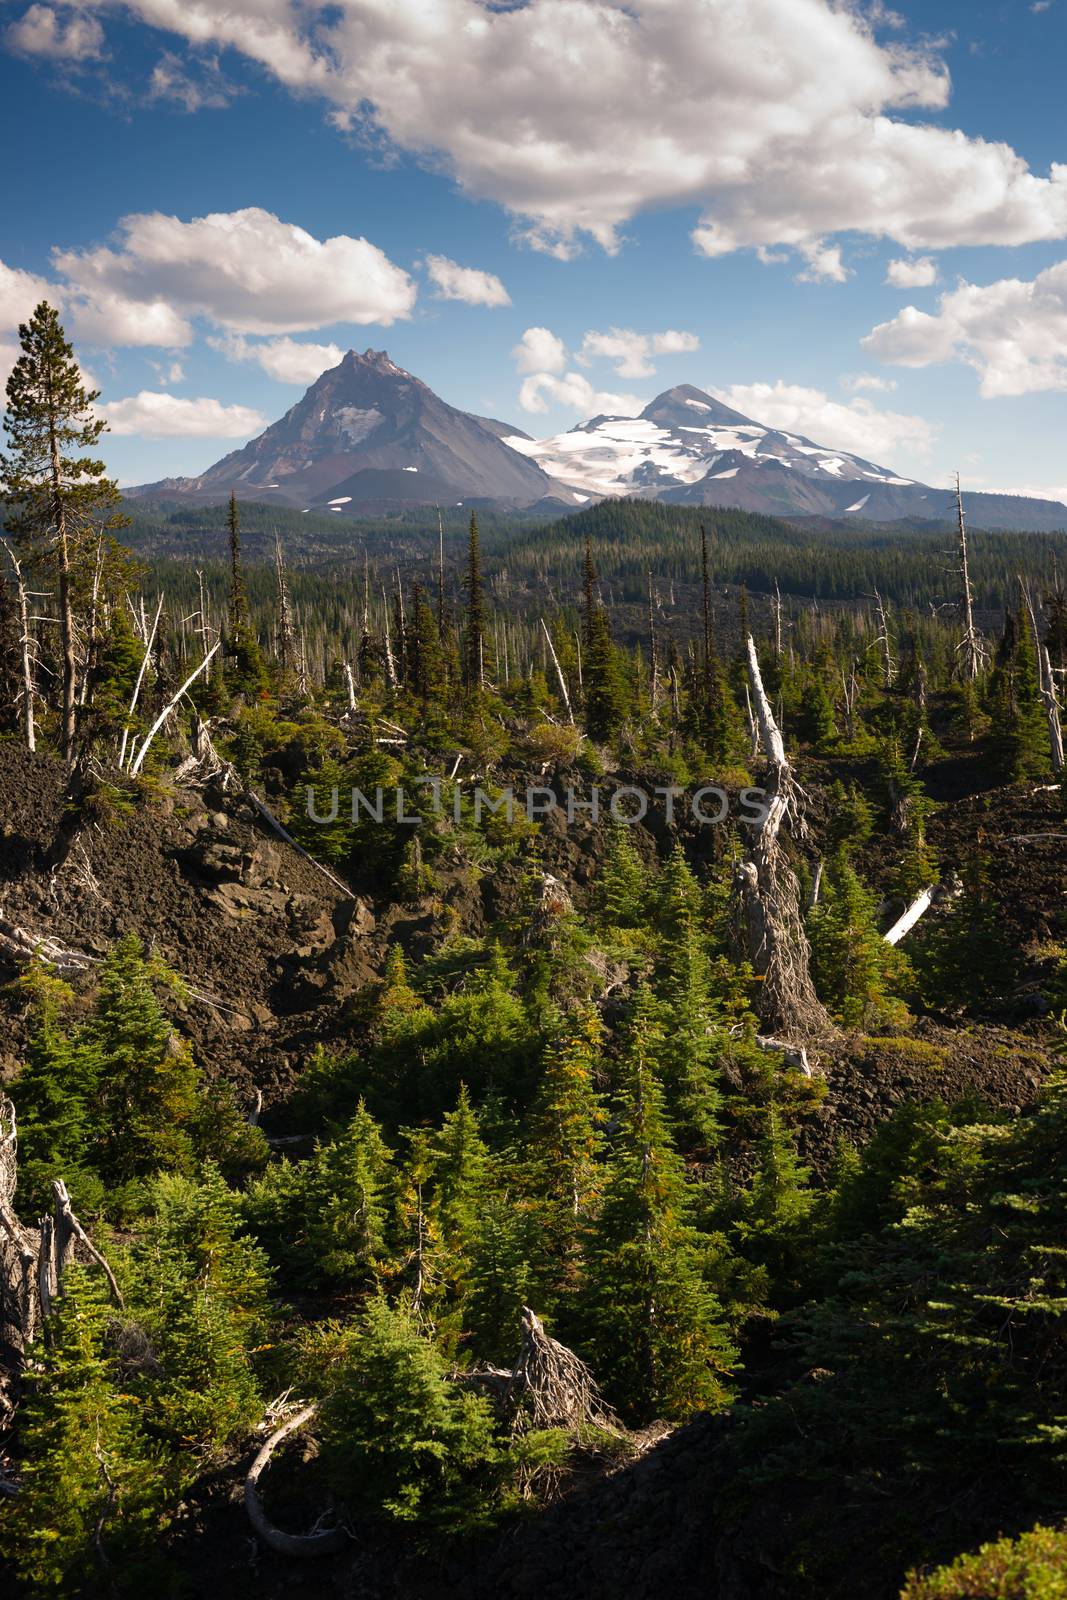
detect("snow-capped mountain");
top-left (506, 383), bottom-right (1067, 530)
top-left (128, 361), bottom-right (1067, 531)
top-left (507, 384), bottom-right (916, 503)
top-left (127, 349), bottom-right (565, 511)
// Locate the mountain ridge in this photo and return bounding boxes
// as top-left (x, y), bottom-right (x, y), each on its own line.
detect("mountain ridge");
top-left (127, 353), bottom-right (1067, 532)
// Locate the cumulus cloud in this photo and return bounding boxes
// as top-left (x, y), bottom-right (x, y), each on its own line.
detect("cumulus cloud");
top-left (517, 371), bottom-right (645, 417)
top-left (712, 379), bottom-right (935, 462)
top-left (73, 0), bottom-right (1067, 262)
top-left (841, 372), bottom-right (898, 393)
top-left (862, 259), bottom-right (1067, 396)
top-left (0, 340), bottom-right (20, 390)
top-left (0, 260), bottom-right (58, 329)
top-left (423, 255), bottom-right (510, 307)
top-left (54, 206), bottom-right (416, 341)
top-left (578, 328), bottom-right (700, 378)
top-left (101, 391), bottom-right (267, 437)
top-left (796, 242), bottom-right (850, 283)
top-left (512, 326), bottom-right (568, 375)
top-left (886, 255), bottom-right (938, 287)
top-left (6, 4), bottom-right (105, 60)
top-left (211, 332), bottom-right (344, 383)
top-left (66, 287), bottom-right (192, 348)
top-left (511, 324), bottom-right (694, 414)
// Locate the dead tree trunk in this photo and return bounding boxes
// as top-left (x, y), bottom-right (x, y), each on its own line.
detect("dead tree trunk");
top-left (955, 476), bottom-right (986, 682)
top-left (731, 635), bottom-right (835, 1044)
top-left (1, 541), bottom-right (36, 753)
top-left (244, 1404), bottom-right (347, 1558)
top-left (1, 1097), bottom-right (123, 1395)
top-left (540, 618), bottom-right (575, 726)
top-left (1021, 581), bottom-right (1065, 774)
top-left (127, 640), bottom-right (220, 777)
top-left (873, 589), bottom-right (896, 687)
top-left (1, 1097), bottom-right (39, 1364)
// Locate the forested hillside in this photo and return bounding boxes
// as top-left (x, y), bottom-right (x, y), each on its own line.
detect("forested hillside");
top-left (2, 308), bottom-right (1067, 1600)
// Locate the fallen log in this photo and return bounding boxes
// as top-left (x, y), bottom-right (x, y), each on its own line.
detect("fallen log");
top-left (244, 1404), bottom-right (347, 1558)
top-left (883, 887), bottom-right (935, 946)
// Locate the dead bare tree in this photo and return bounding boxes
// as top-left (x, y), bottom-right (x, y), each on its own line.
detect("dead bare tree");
top-left (1, 540), bottom-right (37, 752)
top-left (954, 475), bottom-right (987, 681)
top-left (732, 634), bottom-right (835, 1044)
top-left (2, 1096), bottom-right (123, 1396)
top-left (127, 639), bottom-right (220, 777)
top-left (871, 589), bottom-right (896, 687)
top-left (117, 592), bottom-right (164, 771)
top-left (1021, 580), bottom-right (1065, 774)
top-left (274, 535), bottom-right (298, 676)
top-left (503, 1308), bottom-right (618, 1433)
top-left (540, 618), bottom-right (575, 726)
top-left (244, 1404), bottom-right (347, 1558)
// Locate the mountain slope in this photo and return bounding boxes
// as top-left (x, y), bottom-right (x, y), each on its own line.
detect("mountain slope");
top-left (127, 362), bottom-right (1067, 531)
top-left (127, 349), bottom-right (561, 511)
top-left (506, 384), bottom-right (1067, 531)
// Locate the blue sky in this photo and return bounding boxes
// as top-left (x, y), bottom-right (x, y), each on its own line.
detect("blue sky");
top-left (2, 0), bottom-right (1067, 498)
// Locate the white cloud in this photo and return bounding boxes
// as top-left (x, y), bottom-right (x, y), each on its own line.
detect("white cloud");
top-left (841, 372), bottom-right (898, 393)
top-left (54, 206), bottom-right (416, 339)
top-left (67, 287), bottom-right (192, 348)
top-left (712, 379), bottom-right (935, 462)
top-left (512, 326), bottom-right (568, 375)
top-left (101, 391), bottom-right (267, 437)
top-left (148, 357), bottom-right (185, 385)
top-left (6, 4), bottom-right (105, 60)
top-left (147, 52), bottom-right (234, 112)
top-left (0, 260), bottom-right (58, 329)
top-left (796, 241), bottom-right (850, 283)
top-left (424, 255), bottom-right (510, 307)
top-left (578, 327), bottom-right (700, 378)
top-left (862, 259), bottom-right (1067, 396)
top-left (886, 255), bottom-right (938, 287)
top-left (0, 339), bottom-right (20, 390)
top-left (212, 332), bottom-right (344, 383)
top-left (81, 0), bottom-right (1067, 262)
top-left (518, 371), bottom-right (644, 417)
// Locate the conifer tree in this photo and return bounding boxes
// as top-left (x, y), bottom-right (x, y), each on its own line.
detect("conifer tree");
top-left (986, 609), bottom-right (1050, 782)
top-left (582, 987), bottom-right (737, 1421)
top-left (394, 1126), bottom-right (444, 1315)
top-left (653, 848), bottom-right (724, 1147)
top-left (596, 822), bottom-right (652, 927)
top-left (405, 580), bottom-right (445, 701)
top-left (433, 1084), bottom-right (490, 1265)
top-left (13, 964), bottom-right (100, 1211)
top-left (226, 491), bottom-right (248, 646)
top-left (528, 1006), bottom-right (606, 1284)
top-left (3, 1266), bottom-right (167, 1592)
top-left (465, 1194), bottom-right (535, 1364)
top-left (314, 1100), bottom-right (395, 1283)
top-left (581, 537), bottom-right (597, 651)
top-left (0, 303), bottom-right (127, 758)
top-left (734, 1102), bottom-right (815, 1286)
top-left (583, 603), bottom-right (628, 743)
top-left (88, 935), bottom-right (201, 1187)
top-left (127, 1168), bottom-right (271, 1452)
top-left (808, 853), bottom-right (909, 1025)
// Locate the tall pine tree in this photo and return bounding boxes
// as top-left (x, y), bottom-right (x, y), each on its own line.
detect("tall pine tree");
top-left (0, 303), bottom-right (127, 758)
